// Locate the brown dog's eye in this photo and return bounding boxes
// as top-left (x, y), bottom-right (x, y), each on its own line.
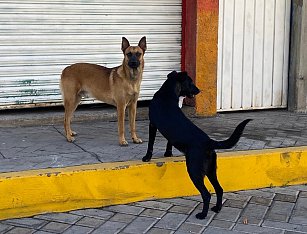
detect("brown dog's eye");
top-left (136, 52), bottom-right (141, 57)
top-left (127, 52), bottom-right (132, 57)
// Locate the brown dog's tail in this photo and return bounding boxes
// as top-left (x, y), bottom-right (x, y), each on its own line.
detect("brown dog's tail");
top-left (210, 119), bottom-right (252, 150)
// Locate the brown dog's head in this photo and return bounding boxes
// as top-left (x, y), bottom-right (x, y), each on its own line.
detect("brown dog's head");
top-left (121, 37), bottom-right (147, 74)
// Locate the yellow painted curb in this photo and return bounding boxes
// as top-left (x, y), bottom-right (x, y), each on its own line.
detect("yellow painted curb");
top-left (1, 146), bottom-right (307, 220)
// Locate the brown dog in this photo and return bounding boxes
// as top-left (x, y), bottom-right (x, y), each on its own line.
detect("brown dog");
top-left (60, 36), bottom-right (147, 146)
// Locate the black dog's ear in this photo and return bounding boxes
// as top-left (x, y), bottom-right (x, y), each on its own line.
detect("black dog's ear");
top-left (177, 71), bottom-right (188, 82)
top-left (167, 71), bottom-right (177, 79)
top-left (122, 37), bottom-right (130, 53)
top-left (138, 36), bottom-right (147, 54)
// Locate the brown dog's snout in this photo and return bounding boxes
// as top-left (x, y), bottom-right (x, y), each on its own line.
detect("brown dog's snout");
top-left (128, 57), bottom-right (140, 69)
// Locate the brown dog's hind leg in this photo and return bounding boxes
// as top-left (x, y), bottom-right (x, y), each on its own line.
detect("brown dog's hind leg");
top-left (63, 94), bottom-right (81, 142)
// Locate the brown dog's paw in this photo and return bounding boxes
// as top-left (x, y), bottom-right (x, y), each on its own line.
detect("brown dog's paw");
top-left (132, 138), bottom-right (143, 144)
top-left (119, 140), bottom-right (129, 146)
top-left (70, 131), bottom-right (77, 136)
top-left (66, 136), bottom-right (75, 143)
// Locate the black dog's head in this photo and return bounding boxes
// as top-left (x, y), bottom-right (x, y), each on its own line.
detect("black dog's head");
top-left (167, 71), bottom-right (200, 98)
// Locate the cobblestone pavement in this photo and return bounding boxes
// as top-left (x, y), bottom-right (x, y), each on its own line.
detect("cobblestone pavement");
top-left (1, 185), bottom-right (307, 234)
top-left (0, 109), bottom-right (307, 173)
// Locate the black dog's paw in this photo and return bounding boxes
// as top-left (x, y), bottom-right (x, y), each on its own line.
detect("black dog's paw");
top-left (211, 205), bottom-right (222, 213)
top-left (142, 153), bottom-right (152, 162)
top-left (195, 212), bottom-right (207, 220)
top-left (164, 151), bottom-right (173, 157)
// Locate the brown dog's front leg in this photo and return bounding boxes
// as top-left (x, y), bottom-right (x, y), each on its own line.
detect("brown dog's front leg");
top-left (117, 104), bottom-right (128, 146)
top-left (128, 101), bottom-right (142, 144)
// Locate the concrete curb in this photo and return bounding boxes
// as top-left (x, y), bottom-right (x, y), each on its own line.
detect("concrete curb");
top-left (1, 146), bottom-right (307, 220)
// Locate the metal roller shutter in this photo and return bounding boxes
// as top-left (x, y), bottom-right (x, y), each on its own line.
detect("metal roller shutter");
top-left (0, 0), bottom-right (182, 109)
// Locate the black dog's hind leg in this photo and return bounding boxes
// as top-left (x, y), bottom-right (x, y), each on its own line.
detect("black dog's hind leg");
top-left (164, 141), bottom-right (173, 157)
top-left (207, 151), bottom-right (223, 213)
top-left (142, 123), bottom-right (157, 162)
top-left (187, 163), bottom-right (211, 219)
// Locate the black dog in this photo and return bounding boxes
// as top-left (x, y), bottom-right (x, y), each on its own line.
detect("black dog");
top-left (142, 71), bottom-right (251, 219)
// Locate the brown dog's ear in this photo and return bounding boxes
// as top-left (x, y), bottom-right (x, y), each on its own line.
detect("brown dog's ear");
top-left (167, 70), bottom-right (177, 79)
top-left (122, 37), bottom-right (130, 53)
top-left (138, 36), bottom-right (147, 54)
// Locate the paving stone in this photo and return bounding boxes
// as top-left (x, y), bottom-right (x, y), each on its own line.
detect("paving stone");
top-left (103, 204), bottom-right (144, 215)
top-left (175, 222), bottom-right (204, 233)
top-left (147, 227), bottom-right (174, 234)
top-left (237, 216), bottom-right (263, 225)
top-left (35, 212), bottom-right (82, 224)
top-left (202, 227), bottom-right (242, 234)
top-left (250, 196), bottom-right (272, 206)
top-left (109, 213), bottom-right (137, 223)
top-left (135, 200), bottom-right (173, 210)
top-left (4, 227), bottom-right (35, 234)
top-left (70, 208), bottom-right (114, 220)
top-left (237, 189), bottom-right (274, 199)
top-left (186, 204), bottom-right (215, 226)
top-left (121, 216), bottom-right (157, 234)
top-left (91, 221), bottom-right (126, 234)
top-left (262, 220), bottom-right (307, 233)
top-left (40, 221), bottom-right (71, 233)
top-left (289, 209), bottom-right (307, 225)
top-left (0, 223), bottom-right (13, 233)
top-left (223, 199), bottom-right (247, 209)
top-left (2, 217), bottom-right (47, 229)
top-left (208, 219), bottom-right (234, 229)
top-left (140, 208), bottom-right (166, 218)
top-left (162, 197), bottom-right (199, 207)
top-left (169, 205), bottom-right (195, 215)
top-left (266, 201), bottom-right (295, 222)
top-left (274, 193), bottom-right (297, 203)
top-left (240, 203), bottom-right (269, 221)
top-left (213, 207), bottom-right (241, 222)
top-left (75, 216), bottom-right (105, 228)
top-left (234, 223), bottom-right (284, 233)
top-left (62, 225), bottom-right (93, 234)
top-left (155, 213), bottom-right (188, 230)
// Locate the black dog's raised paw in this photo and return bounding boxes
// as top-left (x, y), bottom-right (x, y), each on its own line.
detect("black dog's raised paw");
top-left (211, 205), bottom-right (222, 213)
top-left (195, 212), bottom-right (207, 220)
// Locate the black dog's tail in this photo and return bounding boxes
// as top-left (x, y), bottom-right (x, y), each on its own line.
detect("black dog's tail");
top-left (210, 119), bottom-right (252, 150)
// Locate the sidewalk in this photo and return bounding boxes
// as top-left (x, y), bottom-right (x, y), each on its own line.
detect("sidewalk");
top-left (0, 107), bottom-right (307, 233)
top-left (1, 185), bottom-right (307, 233)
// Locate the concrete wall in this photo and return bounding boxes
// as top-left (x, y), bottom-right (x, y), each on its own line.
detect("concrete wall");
top-left (289, 0), bottom-right (307, 112)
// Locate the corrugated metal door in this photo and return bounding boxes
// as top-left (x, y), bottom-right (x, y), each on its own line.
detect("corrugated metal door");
top-left (0, 0), bottom-right (181, 109)
top-left (217, 0), bottom-right (290, 111)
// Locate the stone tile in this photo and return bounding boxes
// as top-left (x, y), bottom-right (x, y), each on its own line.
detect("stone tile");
top-left (175, 222), bottom-right (204, 233)
top-left (147, 227), bottom-right (174, 234)
top-left (186, 204), bottom-right (215, 226)
top-left (162, 197), bottom-right (199, 207)
top-left (103, 204), bottom-right (144, 215)
top-left (169, 205), bottom-right (195, 215)
top-left (274, 193), bottom-right (297, 203)
top-left (237, 189), bottom-right (274, 199)
top-left (70, 208), bottom-right (114, 220)
top-left (121, 216), bottom-right (157, 234)
top-left (91, 221), bottom-right (126, 234)
top-left (109, 213), bottom-right (137, 223)
top-left (75, 216), bottom-right (105, 228)
top-left (214, 207), bottom-right (242, 222)
top-left (223, 199), bottom-right (247, 209)
top-left (289, 209), bottom-right (307, 225)
top-left (250, 196), bottom-right (272, 206)
top-left (240, 203), bottom-right (268, 220)
top-left (266, 201), bottom-right (295, 222)
top-left (5, 227), bottom-right (35, 234)
top-left (0, 223), bottom-right (13, 233)
top-left (140, 208), bottom-right (166, 218)
top-left (35, 212), bottom-right (82, 224)
top-left (40, 222), bottom-right (71, 233)
top-left (2, 217), bottom-right (47, 229)
top-left (237, 216), bottom-right (263, 226)
top-left (202, 227), bottom-right (242, 234)
top-left (134, 200), bottom-right (172, 210)
top-left (208, 219), bottom-right (234, 229)
top-left (262, 220), bottom-right (307, 233)
top-left (62, 225), bottom-right (93, 234)
top-left (234, 223), bottom-right (284, 233)
top-left (155, 213), bottom-right (188, 230)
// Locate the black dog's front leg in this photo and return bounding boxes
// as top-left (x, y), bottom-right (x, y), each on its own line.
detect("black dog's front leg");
top-left (164, 141), bottom-right (173, 157)
top-left (142, 123), bottom-right (157, 162)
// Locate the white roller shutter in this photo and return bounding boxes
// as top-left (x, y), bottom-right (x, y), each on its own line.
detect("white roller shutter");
top-left (0, 0), bottom-right (182, 109)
